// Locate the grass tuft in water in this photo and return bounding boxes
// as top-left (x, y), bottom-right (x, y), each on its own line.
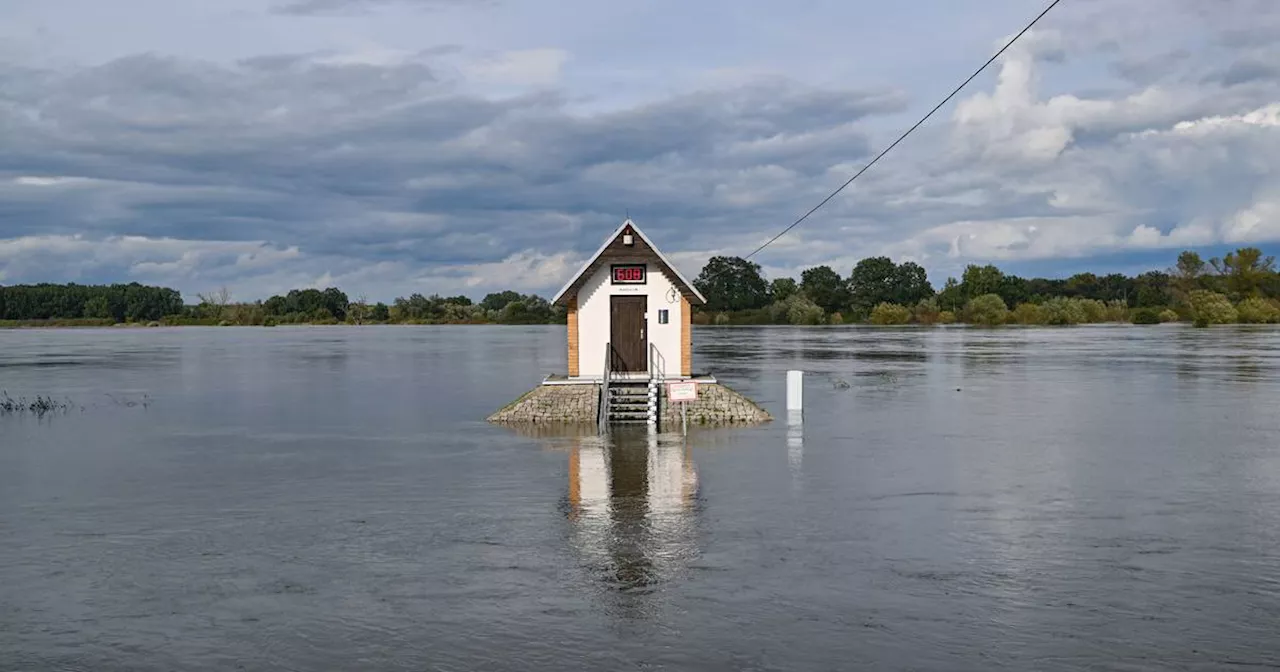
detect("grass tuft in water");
top-left (0, 391), bottom-right (76, 416)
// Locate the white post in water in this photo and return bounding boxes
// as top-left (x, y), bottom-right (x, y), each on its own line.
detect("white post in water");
top-left (787, 409), bottom-right (804, 478)
top-left (786, 370), bottom-right (803, 414)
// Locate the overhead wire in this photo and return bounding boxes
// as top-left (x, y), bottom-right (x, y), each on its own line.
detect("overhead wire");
top-left (735, 0), bottom-right (1066, 264)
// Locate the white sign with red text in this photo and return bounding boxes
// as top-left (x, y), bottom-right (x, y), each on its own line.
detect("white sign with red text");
top-left (667, 381), bottom-right (698, 402)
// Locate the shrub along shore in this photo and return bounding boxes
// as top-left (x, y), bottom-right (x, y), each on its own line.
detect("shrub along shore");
top-left (0, 286), bottom-right (567, 327)
top-left (691, 247), bottom-right (1280, 328)
top-left (3, 247), bottom-right (1278, 329)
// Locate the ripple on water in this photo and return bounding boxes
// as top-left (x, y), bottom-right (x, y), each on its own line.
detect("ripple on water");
top-left (3, 325), bottom-right (1280, 670)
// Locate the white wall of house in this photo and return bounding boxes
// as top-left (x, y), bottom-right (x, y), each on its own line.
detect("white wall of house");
top-left (576, 258), bottom-right (683, 378)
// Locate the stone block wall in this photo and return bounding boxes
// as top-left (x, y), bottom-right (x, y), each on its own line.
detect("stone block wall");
top-left (487, 384), bottom-right (599, 424)
top-left (488, 381), bottom-right (771, 428)
top-left (660, 382), bottom-right (771, 426)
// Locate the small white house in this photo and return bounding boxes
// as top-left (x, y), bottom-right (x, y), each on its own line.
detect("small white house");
top-left (552, 219), bottom-right (706, 379)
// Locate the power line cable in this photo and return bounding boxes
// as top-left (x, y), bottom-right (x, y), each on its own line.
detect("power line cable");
top-left (738, 0), bottom-right (1065, 264)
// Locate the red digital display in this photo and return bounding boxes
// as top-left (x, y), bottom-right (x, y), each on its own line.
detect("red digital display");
top-left (612, 265), bottom-right (646, 284)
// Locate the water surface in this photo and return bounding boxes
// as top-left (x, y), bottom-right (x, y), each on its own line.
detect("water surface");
top-left (3, 325), bottom-right (1280, 670)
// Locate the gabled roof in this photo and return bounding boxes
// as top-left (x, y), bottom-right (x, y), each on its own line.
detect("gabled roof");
top-left (551, 219), bottom-right (707, 306)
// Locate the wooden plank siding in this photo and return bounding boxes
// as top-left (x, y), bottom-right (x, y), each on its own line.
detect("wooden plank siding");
top-left (681, 295), bottom-right (692, 377)
top-left (567, 295), bottom-right (579, 377)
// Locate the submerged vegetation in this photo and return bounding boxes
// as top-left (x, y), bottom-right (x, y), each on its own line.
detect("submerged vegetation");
top-left (692, 247), bottom-right (1280, 327)
top-left (0, 392), bottom-right (152, 417)
top-left (0, 392), bottom-right (74, 417)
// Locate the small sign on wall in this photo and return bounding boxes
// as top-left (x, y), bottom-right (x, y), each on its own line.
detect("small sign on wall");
top-left (667, 381), bottom-right (698, 402)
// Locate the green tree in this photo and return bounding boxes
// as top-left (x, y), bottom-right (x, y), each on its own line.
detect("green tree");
top-left (83, 296), bottom-right (111, 319)
top-left (480, 290), bottom-right (522, 313)
top-left (1172, 250), bottom-right (1206, 301)
top-left (784, 295), bottom-right (825, 325)
top-left (800, 265), bottom-right (848, 314)
top-left (265, 288), bottom-right (344, 321)
top-left (497, 295), bottom-right (553, 324)
top-left (263, 295), bottom-right (289, 316)
top-left (848, 256), bottom-right (897, 314)
top-left (1131, 307), bottom-right (1162, 325)
top-left (1078, 299), bottom-right (1108, 323)
top-left (321, 287), bottom-right (350, 321)
top-left (1040, 297), bottom-right (1086, 325)
top-left (1133, 271), bottom-right (1172, 308)
top-left (937, 277), bottom-right (964, 312)
top-left (1099, 273), bottom-right (1134, 304)
top-left (1025, 277), bottom-right (1067, 302)
top-left (1236, 297), bottom-right (1280, 324)
top-left (371, 302), bottom-right (390, 322)
top-left (964, 293), bottom-right (1008, 326)
top-left (197, 287), bottom-right (232, 321)
top-left (1064, 272), bottom-right (1100, 299)
top-left (694, 256), bottom-right (769, 312)
top-left (997, 275), bottom-right (1030, 307)
top-left (962, 264), bottom-right (1004, 299)
top-left (769, 277), bottom-right (798, 303)
top-left (913, 297), bottom-right (942, 325)
top-left (1188, 290), bottom-right (1237, 326)
top-left (1210, 247), bottom-right (1277, 299)
top-left (1012, 302), bottom-right (1046, 325)
top-left (1105, 299), bottom-right (1130, 322)
top-left (347, 296), bottom-right (370, 325)
top-left (891, 262), bottom-right (934, 305)
top-left (869, 302), bottom-right (911, 325)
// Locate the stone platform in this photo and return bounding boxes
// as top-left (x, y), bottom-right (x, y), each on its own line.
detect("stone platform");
top-left (486, 378), bottom-right (771, 427)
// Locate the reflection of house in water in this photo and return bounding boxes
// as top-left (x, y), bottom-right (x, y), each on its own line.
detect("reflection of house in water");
top-left (565, 427), bottom-right (700, 596)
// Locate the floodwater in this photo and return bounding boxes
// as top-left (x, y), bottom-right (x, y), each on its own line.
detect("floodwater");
top-left (3, 325), bottom-right (1280, 671)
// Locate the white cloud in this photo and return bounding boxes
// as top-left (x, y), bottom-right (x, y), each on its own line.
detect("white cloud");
top-left (12, 176), bottom-right (96, 187)
top-left (2, 0), bottom-right (1280, 298)
top-left (951, 38), bottom-right (1198, 165)
top-left (455, 250), bottom-right (579, 289)
top-left (460, 48), bottom-right (568, 88)
top-left (1166, 103), bottom-right (1280, 136)
top-left (1224, 195), bottom-right (1280, 243)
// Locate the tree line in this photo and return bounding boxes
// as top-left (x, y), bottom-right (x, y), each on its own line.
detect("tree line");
top-left (0, 283), bottom-right (565, 326)
top-left (184, 287), bottom-right (566, 326)
top-left (0, 283), bottom-right (184, 323)
top-left (4, 247), bottom-right (1277, 328)
top-left (692, 247), bottom-right (1280, 327)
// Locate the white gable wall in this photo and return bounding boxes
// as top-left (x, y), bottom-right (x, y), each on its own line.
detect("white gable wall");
top-left (576, 258), bottom-right (683, 378)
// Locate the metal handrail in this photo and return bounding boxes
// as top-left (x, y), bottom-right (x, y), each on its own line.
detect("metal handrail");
top-left (598, 341), bottom-right (612, 433)
top-left (648, 342), bottom-right (666, 384)
top-left (648, 343), bottom-right (666, 429)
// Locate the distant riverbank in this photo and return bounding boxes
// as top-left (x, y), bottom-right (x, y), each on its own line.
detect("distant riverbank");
top-left (6, 317), bottom-right (1278, 330)
top-left (0, 319), bottom-right (531, 329)
top-left (6, 245), bottom-right (1280, 329)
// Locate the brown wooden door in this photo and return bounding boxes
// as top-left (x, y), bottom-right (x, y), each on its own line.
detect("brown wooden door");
top-left (610, 295), bottom-right (648, 373)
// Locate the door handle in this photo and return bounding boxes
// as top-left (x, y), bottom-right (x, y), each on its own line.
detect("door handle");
top-left (640, 328), bottom-right (645, 339)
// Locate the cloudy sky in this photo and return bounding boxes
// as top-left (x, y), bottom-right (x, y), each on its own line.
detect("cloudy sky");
top-left (2, 0), bottom-right (1278, 302)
